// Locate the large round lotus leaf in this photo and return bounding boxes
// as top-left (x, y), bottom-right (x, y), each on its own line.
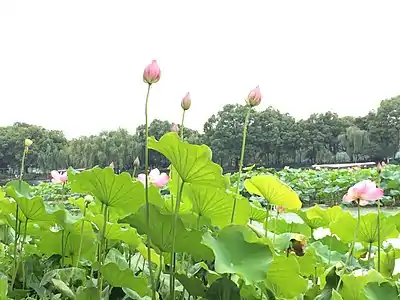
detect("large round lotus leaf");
top-left (69, 167), bottom-right (162, 214)
top-left (297, 209), bottom-right (328, 230)
top-left (206, 277), bottom-right (240, 300)
top-left (357, 213), bottom-right (398, 245)
top-left (176, 274), bottom-right (207, 297)
top-left (184, 184), bottom-right (250, 228)
top-left (249, 201), bottom-right (267, 221)
top-left (201, 225), bottom-right (273, 284)
top-left (121, 204), bottom-right (213, 261)
top-left (244, 175), bottom-right (302, 210)
top-left (266, 255), bottom-right (308, 299)
top-left (5, 181), bottom-right (53, 221)
top-left (148, 132), bottom-right (225, 188)
top-left (330, 212), bottom-right (357, 243)
top-left (301, 205), bottom-right (343, 228)
top-left (341, 270), bottom-right (385, 300)
top-left (309, 241), bottom-right (344, 266)
top-left (364, 282), bottom-right (399, 300)
top-left (101, 262), bottom-right (147, 297)
top-left (374, 248), bottom-right (396, 278)
top-left (90, 214), bottom-right (142, 249)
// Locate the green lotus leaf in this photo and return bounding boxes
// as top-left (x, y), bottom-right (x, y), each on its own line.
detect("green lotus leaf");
top-left (0, 272), bottom-right (7, 300)
top-left (266, 255), bottom-right (308, 298)
top-left (121, 204), bottom-right (213, 261)
top-left (249, 201), bottom-right (267, 222)
top-left (90, 214), bottom-right (141, 249)
top-left (330, 212), bottom-right (357, 243)
top-left (332, 289), bottom-right (344, 300)
top-left (341, 270), bottom-right (385, 300)
top-left (357, 213), bottom-right (398, 244)
top-left (101, 262), bottom-right (148, 297)
top-left (69, 167), bottom-right (162, 213)
top-left (364, 282), bottom-right (399, 300)
top-left (374, 248), bottom-right (396, 278)
top-left (148, 132), bottom-right (225, 188)
top-left (244, 175), bottom-right (302, 210)
top-left (176, 274), bottom-right (207, 297)
top-left (206, 277), bottom-right (240, 300)
top-left (76, 287), bottom-right (100, 300)
top-left (39, 230), bottom-right (96, 264)
top-left (309, 241), bottom-right (344, 266)
top-left (184, 184), bottom-right (250, 228)
top-left (202, 225), bottom-right (273, 284)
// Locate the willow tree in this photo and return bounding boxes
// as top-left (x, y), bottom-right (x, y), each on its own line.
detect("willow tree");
top-left (338, 126), bottom-right (370, 162)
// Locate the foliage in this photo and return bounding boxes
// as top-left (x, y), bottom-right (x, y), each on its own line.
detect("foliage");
top-left (231, 164), bottom-right (400, 206)
top-left (1, 141), bottom-right (400, 299)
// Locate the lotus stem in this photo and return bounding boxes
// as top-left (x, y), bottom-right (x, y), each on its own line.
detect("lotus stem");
top-left (144, 83), bottom-right (156, 300)
top-left (377, 173), bottom-right (382, 272)
top-left (367, 242), bottom-right (372, 265)
top-left (75, 203), bottom-right (87, 268)
top-left (180, 110), bottom-right (186, 140)
top-left (170, 181), bottom-right (185, 299)
top-left (98, 204), bottom-right (108, 297)
top-left (336, 203), bottom-right (360, 290)
top-left (264, 203), bottom-right (270, 237)
top-left (11, 147), bottom-right (28, 290)
top-left (377, 200), bottom-right (381, 272)
top-left (11, 219), bottom-right (28, 289)
top-left (328, 235), bottom-right (333, 266)
top-left (231, 107), bottom-right (251, 223)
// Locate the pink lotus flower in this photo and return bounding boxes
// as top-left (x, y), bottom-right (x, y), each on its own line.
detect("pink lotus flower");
top-left (143, 60), bottom-right (161, 84)
top-left (138, 168), bottom-right (169, 188)
top-left (181, 92), bottom-right (191, 110)
top-left (246, 86), bottom-right (262, 107)
top-left (171, 123), bottom-right (180, 133)
top-left (343, 180), bottom-right (384, 206)
top-left (51, 170), bottom-right (68, 184)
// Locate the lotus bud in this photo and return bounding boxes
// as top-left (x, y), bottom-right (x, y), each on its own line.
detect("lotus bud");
top-left (133, 157), bottom-right (140, 168)
top-left (246, 86), bottom-right (262, 107)
top-left (143, 60), bottom-right (161, 84)
top-left (181, 92), bottom-right (191, 110)
top-left (24, 138), bottom-right (33, 147)
top-left (109, 161), bottom-right (115, 169)
top-left (171, 123), bottom-right (180, 133)
top-left (377, 162), bottom-right (383, 174)
top-left (84, 195), bottom-right (94, 204)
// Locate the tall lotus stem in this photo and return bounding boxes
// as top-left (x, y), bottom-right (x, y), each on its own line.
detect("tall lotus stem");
top-left (264, 203), bottom-right (270, 237)
top-left (11, 140), bottom-right (30, 290)
top-left (98, 205), bottom-right (108, 296)
top-left (144, 83), bottom-right (156, 299)
top-left (377, 198), bottom-right (381, 272)
top-left (230, 107), bottom-right (251, 223)
top-left (170, 181), bottom-right (185, 299)
top-left (180, 110), bottom-right (186, 140)
top-left (75, 202), bottom-right (88, 268)
top-left (336, 203), bottom-right (360, 290)
top-left (376, 164), bottom-right (382, 272)
top-left (169, 95), bottom-right (190, 297)
top-left (142, 60), bottom-right (160, 300)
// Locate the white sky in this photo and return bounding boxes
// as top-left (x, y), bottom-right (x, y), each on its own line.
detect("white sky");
top-left (1, 1), bottom-right (400, 139)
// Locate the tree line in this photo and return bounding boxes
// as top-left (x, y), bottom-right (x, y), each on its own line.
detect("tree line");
top-left (1, 95), bottom-right (399, 175)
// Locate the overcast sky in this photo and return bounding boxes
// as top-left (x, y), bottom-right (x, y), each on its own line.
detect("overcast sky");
top-left (1, 1), bottom-right (400, 139)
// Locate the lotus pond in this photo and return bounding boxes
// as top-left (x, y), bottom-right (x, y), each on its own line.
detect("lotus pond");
top-left (1, 60), bottom-right (400, 299)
